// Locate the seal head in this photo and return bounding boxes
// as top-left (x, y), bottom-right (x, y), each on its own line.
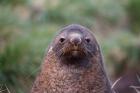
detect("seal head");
top-left (51, 24), bottom-right (99, 65)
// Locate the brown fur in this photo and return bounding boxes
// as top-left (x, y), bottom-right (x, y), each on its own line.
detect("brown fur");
top-left (31, 24), bottom-right (113, 93)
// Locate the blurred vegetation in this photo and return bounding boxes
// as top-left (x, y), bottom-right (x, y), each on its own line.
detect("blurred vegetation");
top-left (127, 0), bottom-right (140, 34)
top-left (0, 0), bottom-right (140, 93)
top-left (0, 0), bottom-right (27, 6)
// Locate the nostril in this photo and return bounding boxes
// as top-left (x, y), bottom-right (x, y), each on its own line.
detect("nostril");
top-left (70, 37), bottom-right (81, 45)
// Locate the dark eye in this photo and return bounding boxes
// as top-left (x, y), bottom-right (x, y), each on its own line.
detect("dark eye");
top-left (85, 38), bottom-right (90, 43)
top-left (59, 37), bottom-right (65, 43)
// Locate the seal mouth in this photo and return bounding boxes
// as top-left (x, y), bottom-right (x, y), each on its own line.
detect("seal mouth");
top-left (69, 46), bottom-right (81, 51)
top-left (69, 46), bottom-right (79, 50)
top-left (62, 46), bottom-right (86, 58)
top-left (59, 46), bottom-right (91, 66)
top-left (71, 50), bottom-right (81, 56)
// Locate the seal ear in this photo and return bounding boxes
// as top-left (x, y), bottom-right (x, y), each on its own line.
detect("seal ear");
top-left (46, 41), bottom-right (55, 53)
top-left (91, 43), bottom-right (100, 56)
top-left (48, 46), bottom-right (53, 53)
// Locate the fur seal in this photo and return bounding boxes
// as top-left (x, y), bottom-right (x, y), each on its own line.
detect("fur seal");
top-left (31, 24), bottom-right (113, 93)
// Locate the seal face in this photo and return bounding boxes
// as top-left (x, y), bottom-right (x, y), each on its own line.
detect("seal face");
top-left (52, 25), bottom-right (98, 65)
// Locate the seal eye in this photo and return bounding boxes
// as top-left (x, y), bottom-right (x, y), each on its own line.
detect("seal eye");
top-left (59, 37), bottom-right (65, 43)
top-left (85, 38), bottom-right (90, 43)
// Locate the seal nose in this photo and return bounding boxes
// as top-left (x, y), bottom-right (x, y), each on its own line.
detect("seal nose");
top-left (70, 36), bottom-right (81, 45)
